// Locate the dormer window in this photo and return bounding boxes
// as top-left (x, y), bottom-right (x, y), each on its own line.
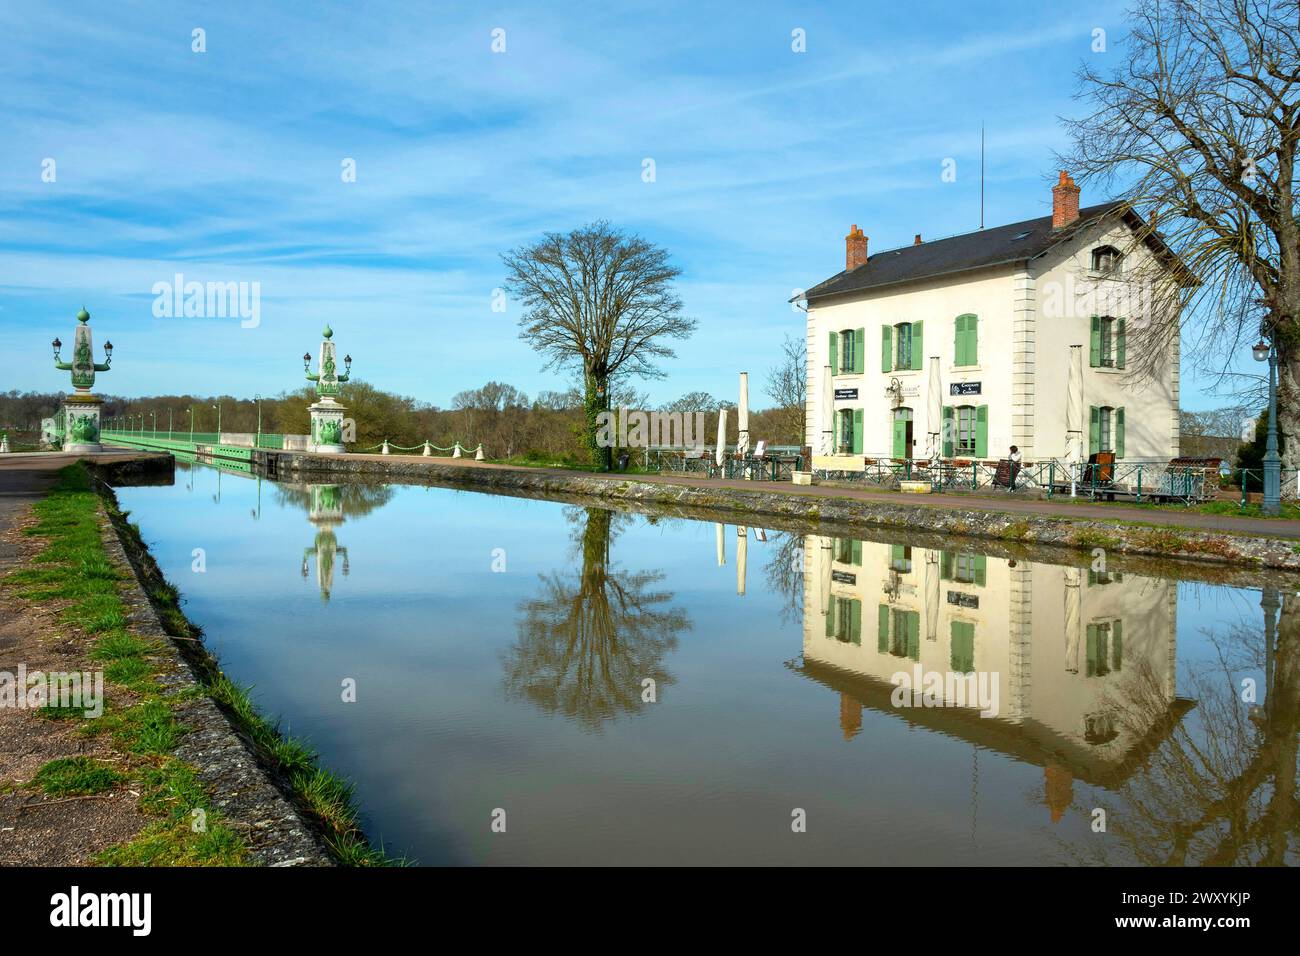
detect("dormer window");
top-left (1091, 245), bottom-right (1123, 275)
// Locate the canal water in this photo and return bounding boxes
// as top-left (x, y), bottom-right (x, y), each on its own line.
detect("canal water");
top-left (114, 462), bottom-right (1297, 866)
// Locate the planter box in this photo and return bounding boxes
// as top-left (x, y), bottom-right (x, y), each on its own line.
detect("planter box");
top-left (792, 470), bottom-right (814, 486)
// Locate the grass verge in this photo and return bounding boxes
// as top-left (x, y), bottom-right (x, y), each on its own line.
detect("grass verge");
top-left (98, 468), bottom-right (401, 865)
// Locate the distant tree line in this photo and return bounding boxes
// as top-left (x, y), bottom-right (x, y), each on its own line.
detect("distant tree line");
top-left (0, 378), bottom-right (803, 463)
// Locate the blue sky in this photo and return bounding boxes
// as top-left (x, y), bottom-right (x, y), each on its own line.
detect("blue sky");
top-left (0, 0), bottom-right (1242, 409)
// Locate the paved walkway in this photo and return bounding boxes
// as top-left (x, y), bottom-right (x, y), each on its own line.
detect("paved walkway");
top-left (326, 451), bottom-right (1300, 540)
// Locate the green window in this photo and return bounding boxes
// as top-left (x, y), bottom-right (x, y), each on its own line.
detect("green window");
top-left (889, 544), bottom-right (912, 573)
top-left (837, 408), bottom-right (863, 454)
top-left (834, 538), bottom-right (863, 565)
top-left (954, 313), bottom-right (978, 366)
top-left (949, 405), bottom-right (987, 457)
top-left (829, 597), bottom-right (862, 644)
top-left (1090, 316), bottom-right (1126, 369)
top-left (886, 321), bottom-right (924, 371)
top-left (950, 620), bottom-right (975, 674)
top-left (1086, 621), bottom-right (1124, 677)
top-left (1088, 405), bottom-right (1125, 457)
top-left (942, 551), bottom-right (986, 585)
top-left (889, 609), bottom-right (921, 661)
top-left (834, 328), bottom-right (866, 375)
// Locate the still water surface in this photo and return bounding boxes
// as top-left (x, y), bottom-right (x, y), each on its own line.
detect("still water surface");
top-left (114, 463), bottom-right (1298, 865)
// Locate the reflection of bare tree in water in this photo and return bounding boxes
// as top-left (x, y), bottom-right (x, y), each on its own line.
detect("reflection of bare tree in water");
top-left (502, 508), bottom-right (689, 731)
top-left (1067, 591), bottom-right (1299, 866)
top-left (763, 531), bottom-right (804, 625)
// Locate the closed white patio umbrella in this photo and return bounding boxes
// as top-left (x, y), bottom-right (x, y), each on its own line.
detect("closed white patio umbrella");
top-left (715, 407), bottom-right (727, 468)
top-left (737, 372), bottom-right (750, 460)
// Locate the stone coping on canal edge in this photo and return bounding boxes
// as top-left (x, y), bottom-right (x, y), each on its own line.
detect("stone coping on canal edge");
top-left (90, 470), bottom-right (333, 866)
top-left (276, 450), bottom-right (1300, 573)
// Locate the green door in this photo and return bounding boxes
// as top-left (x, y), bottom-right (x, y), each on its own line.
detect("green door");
top-left (892, 417), bottom-right (908, 458)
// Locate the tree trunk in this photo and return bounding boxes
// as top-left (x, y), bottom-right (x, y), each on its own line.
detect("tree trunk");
top-left (1278, 348), bottom-right (1300, 472)
top-left (583, 370), bottom-right (612, 471)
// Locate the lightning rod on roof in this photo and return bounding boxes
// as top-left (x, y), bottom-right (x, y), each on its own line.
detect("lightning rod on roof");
top-left (980, 122), bottom-right (985, 231)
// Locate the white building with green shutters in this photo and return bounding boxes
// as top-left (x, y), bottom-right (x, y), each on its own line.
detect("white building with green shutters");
top-left (800, 174), bottom-right (1182, 465)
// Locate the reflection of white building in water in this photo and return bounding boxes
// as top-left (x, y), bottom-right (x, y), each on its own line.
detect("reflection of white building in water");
top-left (797, 535), bottom-right (1193, 820)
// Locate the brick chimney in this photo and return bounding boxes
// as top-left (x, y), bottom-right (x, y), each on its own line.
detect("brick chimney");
top-left (913, 233), bottom-right (922, 245)
top-left (845, 224), bottom-right (868, 271)
top-left (1052, 170), bottom-right (1081, 229)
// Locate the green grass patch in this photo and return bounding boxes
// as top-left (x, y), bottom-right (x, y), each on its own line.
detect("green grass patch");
top-left (33, 756), bottom-right (124, 796)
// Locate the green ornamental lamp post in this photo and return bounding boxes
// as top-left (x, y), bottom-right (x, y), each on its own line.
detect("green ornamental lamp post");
top-left (303, 326), bottom-right (352, 454)
top-left (52, 307), bottom-right (113, 453)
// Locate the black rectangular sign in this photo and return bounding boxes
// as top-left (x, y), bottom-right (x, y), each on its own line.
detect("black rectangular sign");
top-left (949, 382), bottom-right (981, 396)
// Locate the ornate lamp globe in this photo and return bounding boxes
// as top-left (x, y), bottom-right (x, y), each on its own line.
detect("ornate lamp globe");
top-left (1253, 340), bottom-right (1270, 362)
top-left (51, 337), bottom-right (62, 358)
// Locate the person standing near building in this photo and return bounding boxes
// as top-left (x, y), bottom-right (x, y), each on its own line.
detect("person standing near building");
top-left (1009, 445), bottom-right (1022, 489)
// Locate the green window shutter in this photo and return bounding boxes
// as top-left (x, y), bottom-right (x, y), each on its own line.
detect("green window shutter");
top-left (853, 328), bottom-right (866, 373)
top-left (953, 316), bottom-right (964, 366)
top-left (851, 539), bottom-right (862, 565)
top-left (1086, 624), bottom-right (1099, 676)
top-left (1115, 407), bottom-right (1125, 458)
top-left (950, 621), bottom-right (975, 674)
top-left (940, 551), bottom-right (953, 579)
top-left (974, 405), bottom-right (988, 458)
top-left (1089, 406), bottom-right (1100, 455)
top-left (1112, 620), bottom-right (1123, 671)
top-left (910, 320), bottom-right (924, 370)
top-left (881, 326), bottom-right (892, 372)
top-left (955, 314), bottom-right (977, 366)
top-left (852, 408), bottom-right (864, 454)
top-left (1116, 318), bottom-right (1126, 369)
top-left (891, 543), bottom-right (905, 565)
top-left (850, 601), bottom-right (862, 645)
top-left (877, 604), bottom-right (890, 652)
top-left (906, 612), bottom-right (920, 661)
top-left (942, 406), bottom-right (954, 457)
top-left (1089, 316), bottom-right (1101, 367)
top-left (829, 331), bottom-right (838, 375)
top-left (825, 601), bottom-right (836, 637)
top-left (973, 554), bottom-right (986, 586)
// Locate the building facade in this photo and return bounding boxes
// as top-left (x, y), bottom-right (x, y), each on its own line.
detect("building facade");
top-left (800, 173), bottom-right (1182, 465)
top-left (797, 533), bottom-right (1190, 799)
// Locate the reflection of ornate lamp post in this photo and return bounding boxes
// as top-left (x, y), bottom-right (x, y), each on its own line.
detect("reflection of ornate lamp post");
top-left (303, 326), bottom-right (352, 454)
top-left (52, 307), bottom-right (113, 453)
top-left (1261, 585), bottom-right (1279, 722)
top-left (302, 484), bottom-right (349, 602)
top-left (1252, 335), bottom-right (1282, 515)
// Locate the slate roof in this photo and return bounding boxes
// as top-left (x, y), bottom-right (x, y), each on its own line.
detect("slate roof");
top-left (803, 200), bottom-right (1135, 302)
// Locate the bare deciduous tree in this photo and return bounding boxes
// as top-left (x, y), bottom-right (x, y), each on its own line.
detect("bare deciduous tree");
top-left (503, 222), bottom-right (697, 470)
top-left (1060, 0), bottom-right (1299, 462)
top-left (764, 334), bottom-right (807, 445)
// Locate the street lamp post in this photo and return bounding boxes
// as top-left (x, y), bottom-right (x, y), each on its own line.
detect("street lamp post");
top-left (150, 411), bottom-right (156, 437)
top-left (188, 406), bottom-right (194, 443)
top-left (1252, 337), bottom-right (1282, 515)
top-left (213, 402), bottom-right (222, 440)
top-left (168, 408), bottom-right (173, 440)
top-left (254, 393), bottom-right (262, 447)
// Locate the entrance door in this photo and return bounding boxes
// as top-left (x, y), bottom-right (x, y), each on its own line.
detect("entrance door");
top-left (892, 407), bottom-right (914, 459)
